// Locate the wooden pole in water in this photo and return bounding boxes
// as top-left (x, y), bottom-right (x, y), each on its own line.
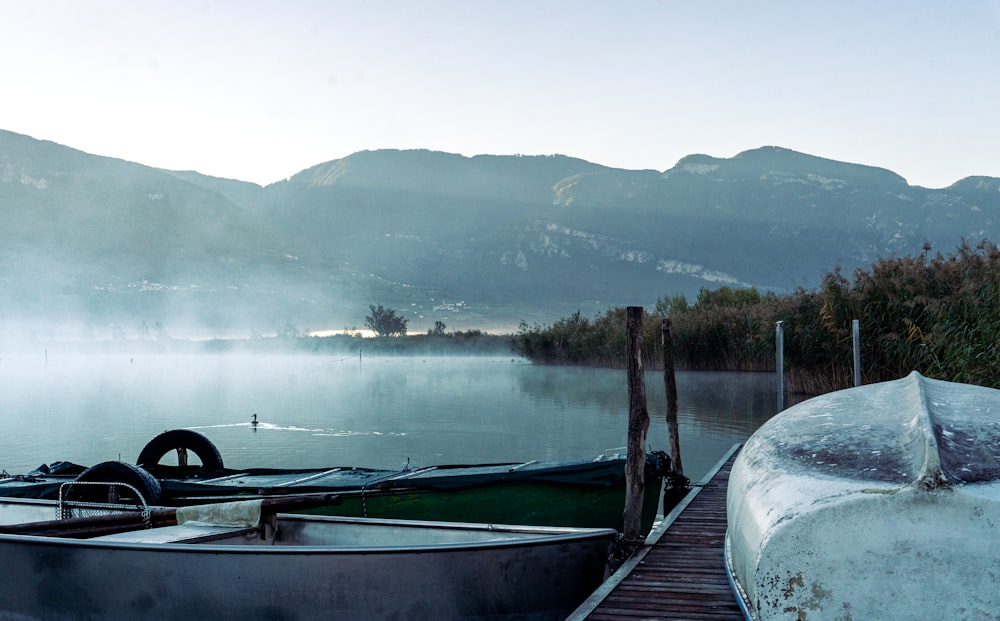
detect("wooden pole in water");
top-left (662, 318), bottom-right (684, 478)
top-left (623, 306), bottom-right (649, 553)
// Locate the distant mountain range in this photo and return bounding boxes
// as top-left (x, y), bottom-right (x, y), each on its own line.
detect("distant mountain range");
top-left (2, 128), bottom-right (998, 341)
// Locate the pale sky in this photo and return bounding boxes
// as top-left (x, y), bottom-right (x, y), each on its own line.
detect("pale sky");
top-left (2, 0), bottom-right (998, 188)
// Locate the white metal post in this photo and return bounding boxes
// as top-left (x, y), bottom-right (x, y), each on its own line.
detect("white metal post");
top-left (853, 319), bottom-right (861, 387)
top-left (776, 320), bottom-right (785, 411)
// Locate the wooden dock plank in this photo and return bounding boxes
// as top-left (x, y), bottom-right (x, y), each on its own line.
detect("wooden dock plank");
top-left (567, 445), bottom-right (744, 621)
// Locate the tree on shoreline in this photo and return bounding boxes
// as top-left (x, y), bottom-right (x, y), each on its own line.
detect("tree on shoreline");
top-left (365, 304), bottom-right (408, 337)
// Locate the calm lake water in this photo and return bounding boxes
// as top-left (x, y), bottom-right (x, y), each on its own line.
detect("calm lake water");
top-left (0, 354), bottom-right (781, 483)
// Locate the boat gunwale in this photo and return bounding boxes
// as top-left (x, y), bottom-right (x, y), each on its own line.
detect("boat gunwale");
top-left (0, 512), bottom-right (619, 554)
top-left (155, 454), bottom-right (649, 495)
top-left (724, 530), bottom-right (755, 621)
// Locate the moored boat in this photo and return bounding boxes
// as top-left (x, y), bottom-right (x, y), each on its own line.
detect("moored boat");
top-left (0, 429), bottom-right (684, 535)
top-left (0, 495), bottom-right (616, 620)
top-left (726, 371), bottom-right (1000, 620)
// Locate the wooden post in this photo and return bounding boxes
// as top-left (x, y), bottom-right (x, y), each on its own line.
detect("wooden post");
top-left (662, 318), bottom-right (684, 477)
top-left (623, 306), bottom-right (649, 553)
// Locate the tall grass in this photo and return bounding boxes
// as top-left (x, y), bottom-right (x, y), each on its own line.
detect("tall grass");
top-left (517, 240), bottom-right (1000, 392)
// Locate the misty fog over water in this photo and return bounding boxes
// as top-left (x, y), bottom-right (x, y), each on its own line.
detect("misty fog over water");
top-left (0, 354), bottom-right (779, 481)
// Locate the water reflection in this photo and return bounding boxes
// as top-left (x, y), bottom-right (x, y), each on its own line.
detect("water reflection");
top-left (0, 355), bottom-right (782, 482)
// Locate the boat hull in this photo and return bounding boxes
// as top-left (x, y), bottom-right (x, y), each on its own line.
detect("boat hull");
top-left (727, 488), bottom-right (1000, 620)
top-left (0, 512), bottom-right (616, 621)
top-left (179, 479), bottom-right (665, 534)
top-left (726, 372), bottom-right (1000, 620)
top-left (3, 451), bottom-right (678, 535)
top-left (164, 453), bottom-right (674, 534)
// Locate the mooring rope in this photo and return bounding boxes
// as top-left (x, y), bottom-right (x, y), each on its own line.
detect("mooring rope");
top-left (358, 460), bottom-right (412, 518)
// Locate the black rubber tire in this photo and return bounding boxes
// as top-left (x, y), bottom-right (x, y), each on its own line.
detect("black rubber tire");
top-left (65, 461), bottom-right (163, 505)
top-left (137, 429), bottom-right (224, 469)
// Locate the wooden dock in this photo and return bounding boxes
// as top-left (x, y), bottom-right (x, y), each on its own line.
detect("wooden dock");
top-left (567, 444), bottom-right (744, 621)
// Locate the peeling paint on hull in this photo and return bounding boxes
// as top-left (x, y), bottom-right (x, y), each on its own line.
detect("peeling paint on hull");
top-left (727, 372), bottom-right (1000, 620)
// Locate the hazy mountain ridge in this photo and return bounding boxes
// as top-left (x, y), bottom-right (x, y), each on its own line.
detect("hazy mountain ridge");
top-left (2, 128), bottom-right (999, 339)
top-left (290, 149), bottom-right (611, 201)
top-left (0, 130), bottom-right (366, 338)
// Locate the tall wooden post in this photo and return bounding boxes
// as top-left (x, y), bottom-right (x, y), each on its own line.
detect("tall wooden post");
top-left (623, 306), bottom-right (650, 553)
top-left (662, 318), bottom-right (684, 477)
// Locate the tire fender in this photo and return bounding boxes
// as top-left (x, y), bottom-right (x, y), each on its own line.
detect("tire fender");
top-left (66, 461), bottom-right (163, 505)
top-left (137, 429), bottom-right (224, 470)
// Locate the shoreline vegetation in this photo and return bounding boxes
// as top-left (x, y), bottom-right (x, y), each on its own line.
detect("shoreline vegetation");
top-left (6, 330), bottom-right (520, 359)
top-left (519, 240), bottom-right (1000, 394)
top-left (6, 241), bottom-right (998, 396)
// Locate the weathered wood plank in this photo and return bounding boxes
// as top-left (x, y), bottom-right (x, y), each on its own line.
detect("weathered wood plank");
top-left (567, 445), bottom-right (745, 621)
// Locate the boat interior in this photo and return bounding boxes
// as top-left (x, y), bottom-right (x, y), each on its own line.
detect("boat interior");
top-left (0, 496), bottom-right (600, 548)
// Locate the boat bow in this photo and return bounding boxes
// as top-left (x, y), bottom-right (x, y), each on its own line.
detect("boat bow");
top-left (727, 371), bottom-right (1000, 620)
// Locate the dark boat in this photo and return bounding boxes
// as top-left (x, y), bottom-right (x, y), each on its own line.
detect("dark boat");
top-left (1, 429), bottom-right (686, 535)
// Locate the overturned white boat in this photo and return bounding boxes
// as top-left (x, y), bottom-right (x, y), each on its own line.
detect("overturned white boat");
top-left (726, 371), bottom-right (1000, 620)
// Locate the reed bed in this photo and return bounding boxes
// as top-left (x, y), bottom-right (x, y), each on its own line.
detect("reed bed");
top-left (517, 240), bottom-right (1000, 392)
